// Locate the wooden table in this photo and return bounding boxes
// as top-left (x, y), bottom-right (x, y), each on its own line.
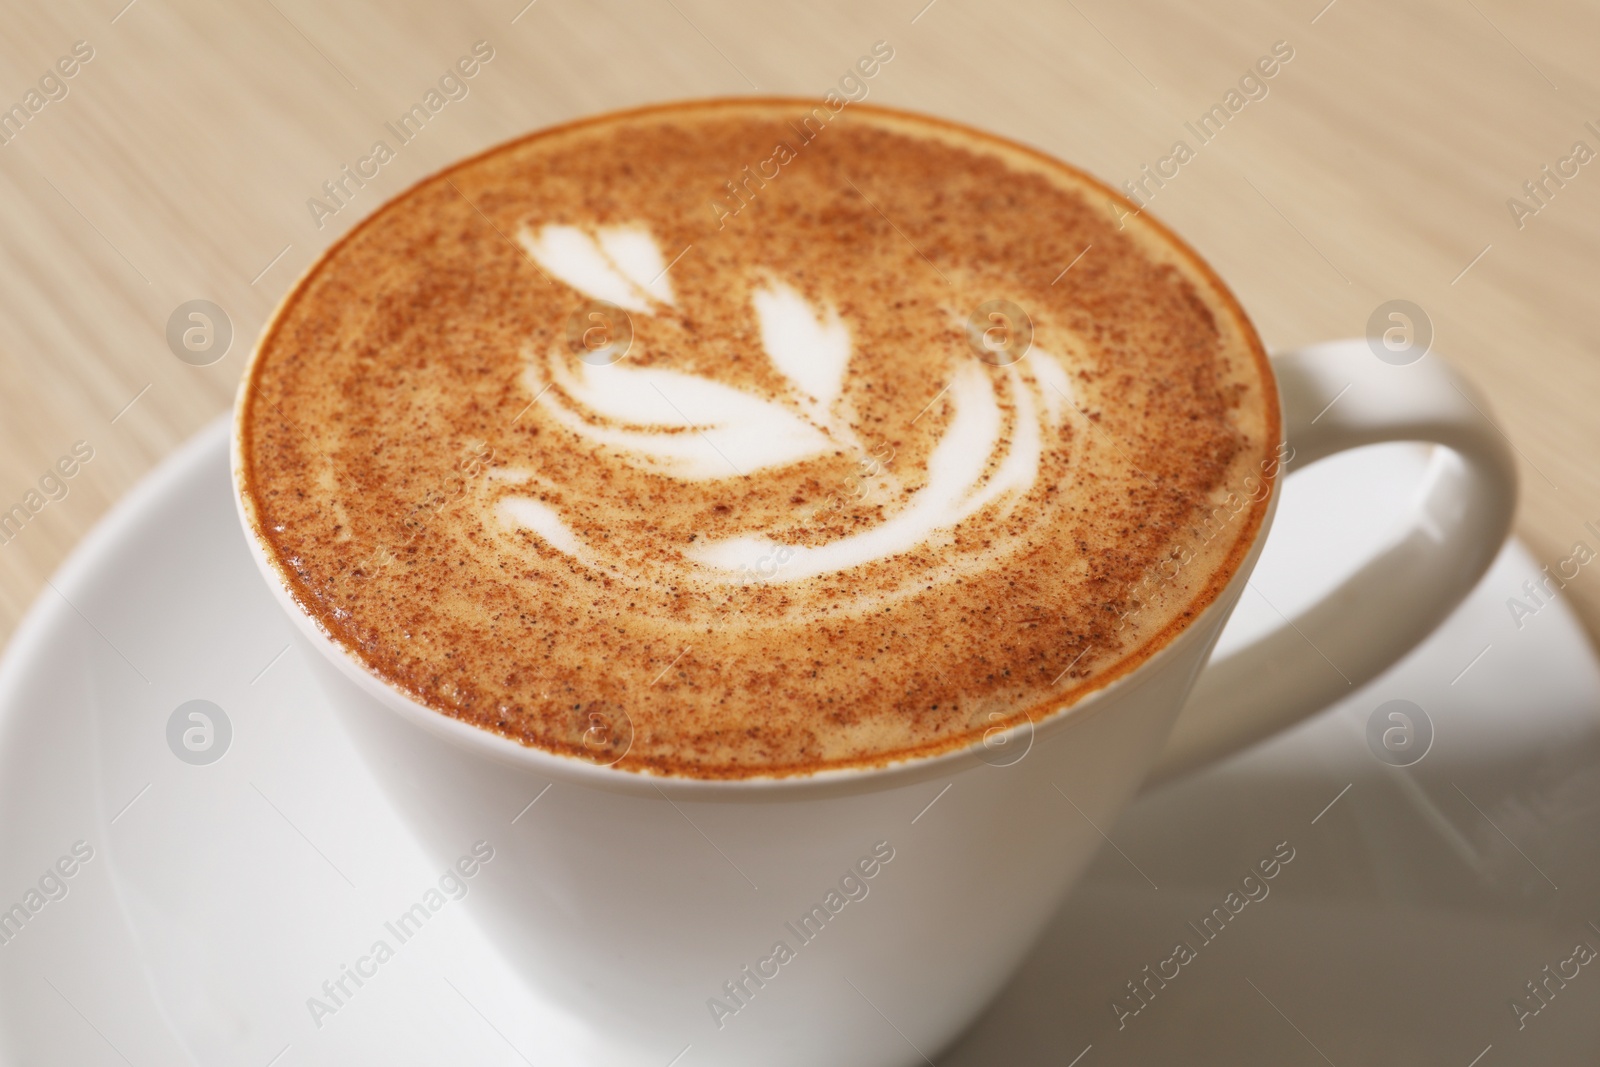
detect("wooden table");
top-left (2, 0), bottom-right (1597, 643)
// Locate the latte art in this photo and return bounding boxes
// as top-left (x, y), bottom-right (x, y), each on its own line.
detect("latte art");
top-left (503, 224), bottom-right (1075, 587)
top-left (238, 101), bottom-right (1279, 777)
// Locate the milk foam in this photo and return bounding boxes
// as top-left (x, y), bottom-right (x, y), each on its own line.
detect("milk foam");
top-left (528, 356), bottom-right (835, 478)
top-left (503, 224), bottom-right (1067, 584)
top-left (519, 224), bottom-right (674, 311)
top-left (751, 283), bottom-right (852, 427)
top-left (688, 358), bottom-right (1062, 581)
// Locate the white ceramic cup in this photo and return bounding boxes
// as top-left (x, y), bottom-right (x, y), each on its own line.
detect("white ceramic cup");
top-left (234, 337), bottom-right (1515, 1065)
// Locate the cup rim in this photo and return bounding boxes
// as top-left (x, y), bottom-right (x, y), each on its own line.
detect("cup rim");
top-left (229, 96), bottom-right (1282, 798)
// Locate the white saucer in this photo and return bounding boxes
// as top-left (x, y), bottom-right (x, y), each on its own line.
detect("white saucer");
top-left (1, 418), bottom-right (1596, 1065)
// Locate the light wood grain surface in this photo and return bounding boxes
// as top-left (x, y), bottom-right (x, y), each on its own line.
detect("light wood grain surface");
top-left (2, 0), bottom-right (1598, 645)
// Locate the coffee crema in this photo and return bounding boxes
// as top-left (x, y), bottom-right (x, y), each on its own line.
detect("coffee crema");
top-left (238, 99), bottom-right (1280, 778)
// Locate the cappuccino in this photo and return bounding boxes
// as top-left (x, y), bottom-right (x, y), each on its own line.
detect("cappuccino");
top-left (238, 100), bottom-right (1280, 777)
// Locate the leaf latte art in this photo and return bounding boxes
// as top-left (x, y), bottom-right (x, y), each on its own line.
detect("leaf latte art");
top-left (238, 100), bottom-right (1279, 778)
top-left (507, 223), bottom-right (1076, 588)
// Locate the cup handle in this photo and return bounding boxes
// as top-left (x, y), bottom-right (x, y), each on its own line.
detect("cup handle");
top-left (1142, 339), bottom-right (1519, 788)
